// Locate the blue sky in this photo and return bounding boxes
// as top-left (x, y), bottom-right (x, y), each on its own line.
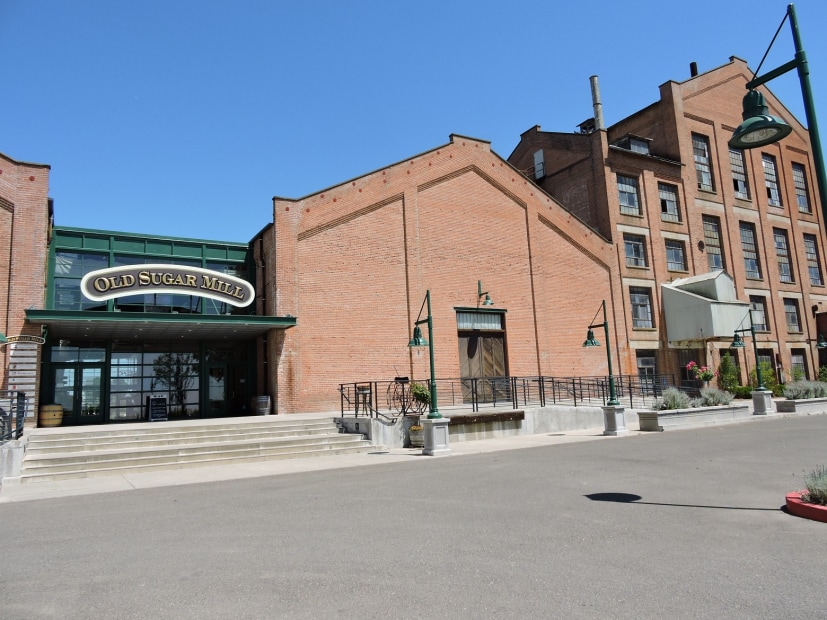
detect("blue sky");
top-left (3, 0), bottom-right (826, 242)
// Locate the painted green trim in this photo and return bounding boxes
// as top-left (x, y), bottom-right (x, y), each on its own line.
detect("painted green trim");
top-left (53, 225), bottom-right (250, 249)
top-left (26, 309), bottom-right (296, 328)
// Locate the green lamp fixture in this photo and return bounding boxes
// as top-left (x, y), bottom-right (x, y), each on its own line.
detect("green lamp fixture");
top-left (729, 90), bottom-right (792, 149)
top-left (731, 333), bottom-right (745, 348)
top-left (477, 280), bottom-right (493, 306)
top-left (817, 334), bottom-right (827, 349)
top-left (408, 325), bottom-right (428, 347)
top-left (582, 329), bottom-right (599, 347)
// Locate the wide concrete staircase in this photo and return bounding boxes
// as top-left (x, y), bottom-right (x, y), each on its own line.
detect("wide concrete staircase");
top-left (19, 416), bottom-right (374, 483)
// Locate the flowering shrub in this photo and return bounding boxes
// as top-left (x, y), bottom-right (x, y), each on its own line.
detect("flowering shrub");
top-left (686, 360), bottom-right (716, 382)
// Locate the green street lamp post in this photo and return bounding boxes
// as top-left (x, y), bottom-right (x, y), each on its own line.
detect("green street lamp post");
top-left (730, 310), bottom-right (767, 391)
top-left (731, 309), bottom-right (775, 414)
top-left (583, 299), bottom-right (620, 406)
top-left (729, 3), bottom-right (827, 229)
top-left (408, 290), bottom-right (452, 456)
top-left (408, 290), bottom-right (440, 419)
top-left (583, 300), bottom-right (627, 435)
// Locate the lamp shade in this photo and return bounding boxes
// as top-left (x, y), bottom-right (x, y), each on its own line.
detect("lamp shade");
top-left (582, 329), bottom-right (600, 347)
top-left (408, 325), bottom-right (428, 347)
top-left (482, 293), bottom-right (494, 306)
top-left (729, 90), bottom-right (792, 149)
top-left (731, 333), bottom-right (746, 348)
top-left (817, 334), bottom-right (827, 349)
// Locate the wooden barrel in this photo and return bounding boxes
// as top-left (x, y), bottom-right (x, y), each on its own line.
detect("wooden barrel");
top-left (39, 404), bottom-right (64, 428)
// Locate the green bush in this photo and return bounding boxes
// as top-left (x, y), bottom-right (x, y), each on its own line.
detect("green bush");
top-left (783, 380), bottom-right (827, 400)
top-left (750, 361), bottom-right (781, 396)
top-left (731, 385), bottom-right (754, 399)
top-left (695, 387), bottom-right (734, 407)
top-left (818, 366), bottom-right (827, 383)
top-left (651, 387), bottom-right (692, 411)
top-left (802, 465), bottom-right (827, 506)
top-left (410, 382), bottom-right (432, 405)
top-left (717, 352), bottom-right (739, 392)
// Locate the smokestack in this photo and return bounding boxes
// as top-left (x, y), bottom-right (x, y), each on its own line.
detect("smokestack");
top-left (690, 62), bottom-right (698, 77)
top-left (590, 75), bottom-right (605, 131)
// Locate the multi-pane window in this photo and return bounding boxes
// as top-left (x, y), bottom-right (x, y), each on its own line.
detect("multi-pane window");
top-left (665, 239), bottom-right (687, 271)
top-left (729, 148), bottom-right (750, 199)
top-left (792, 163), bottom-right (811, 213)
top-left (803, 233), bottom-right (824, 285)
top-left (739, 222), bottom-right (762, 279)
top-left (53, 251), bottom-right (110, 311)
top-left (630, 287), bottom-right (654, 329)
top-left (749, 296), bottom-right (769, 332)
top-left (659, 182), bottom-right (681, 222)
top-left (762, 153), bottom-right (782, 207)
top-left (791, 349), bottom-right (809, 381)
top-left (617, 174), bottom-right (641, 215)
top-left (693, 133), bottom-right (714, 191)
top-left (784, 298), bottom-right (802, 332)
top-left (702, 215), bottom-right (725, 271)
top-left (624, 233), bottom-right (648, 267)
top-left (630, 138), bottom-right (650, 154)
top-left (773, 228), bottom-right (794, 284)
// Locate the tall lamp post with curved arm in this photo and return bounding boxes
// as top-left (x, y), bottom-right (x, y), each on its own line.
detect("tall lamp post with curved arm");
top-left (408, 290), bottom-right (451, 456)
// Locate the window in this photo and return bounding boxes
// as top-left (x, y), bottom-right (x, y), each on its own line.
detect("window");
top-left (617, 174), bottom-right (641, 215)
top-left (678, 349), bottom-right (703, 385)
top-left (693, 133), bottom-right (714, 191)
top-left (740, 222), bottom-right (762, 279)
top-left (762, 153), bottom-right (782, 207)
top-left (773, 228), bottom-right (794, 284)
top-left (665, 239), bottom-right (687, 271)
top-left (792, 163), bottom-right (811, 213)
top-left (749, 296), bottom-right (769, 332)
top-left (702, 215), bottom-right (725, 271)
top-left (630, 287), bottom-right (654, 329)
top-left (729, 148), bottom-right (750, 199)
top-left (53, 251), bottom-right (109, 311)
top-left (784, 298), bottom-right (802, 332)
top-left (630, 138), bottom-right (650, 154)
top-left (624, 233), bottom-right (648, 268)
top-left (803, 233), bottom-right (824, 286)
top-left (791, 349), bottom-right (809, 381)
top-left (659, 182), bottom-right (681, 222)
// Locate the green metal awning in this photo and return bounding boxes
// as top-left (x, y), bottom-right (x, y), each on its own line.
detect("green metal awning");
top-left (26, 309), bottom-right (296, 341)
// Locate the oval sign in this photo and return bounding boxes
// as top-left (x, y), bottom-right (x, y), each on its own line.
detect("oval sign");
top-left (80, 264), bottom-right (255, 308)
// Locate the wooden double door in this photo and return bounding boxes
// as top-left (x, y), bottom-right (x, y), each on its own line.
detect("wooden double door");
top-left (458, 331), bottom-right (508, 403)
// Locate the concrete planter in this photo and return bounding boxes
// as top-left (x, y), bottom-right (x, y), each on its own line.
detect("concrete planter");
top-left (775, 397), bottom-right (827, 415)
top-left (638, 404), bottom-right (751, 432)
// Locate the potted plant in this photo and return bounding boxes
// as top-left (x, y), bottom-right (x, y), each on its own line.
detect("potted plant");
top-left (408, 424), bottom-right (424, 448)
top-left (686, 360), bottom-right (716, 386)
top-left (786, 464), bottom-right (827, 523)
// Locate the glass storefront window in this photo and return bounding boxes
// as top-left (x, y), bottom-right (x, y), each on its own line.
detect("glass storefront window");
top-left (54, 252), bottom-right (109, 311)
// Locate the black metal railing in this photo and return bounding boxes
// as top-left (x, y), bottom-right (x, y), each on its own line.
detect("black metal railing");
top-left (0, 391), bottom-right (27, 444)
top-left (338, 375), bottom-right (676, 417)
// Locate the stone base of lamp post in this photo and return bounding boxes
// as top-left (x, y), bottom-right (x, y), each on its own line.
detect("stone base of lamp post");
top-left (422, 418), bottom-right (451, 456)
top-left (602, 404), bottom-right (629, 436)
top-left (751, 389), bottom-right (776, 415)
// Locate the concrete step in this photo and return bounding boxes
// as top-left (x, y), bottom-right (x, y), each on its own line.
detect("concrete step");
top-left (25, 425), bottom-right (339, 453)
top-left (20, 441), bottom-right (375, 483)
top-left (20, 416), bottom-right (374, 483)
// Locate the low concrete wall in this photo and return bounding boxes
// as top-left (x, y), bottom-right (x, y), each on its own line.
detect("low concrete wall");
top-left (337, 405), bottom-right (640, 448)
top-left (776, 398), bottom-right (827, 415)
top-left (638, 404), bottom-right (751, 432)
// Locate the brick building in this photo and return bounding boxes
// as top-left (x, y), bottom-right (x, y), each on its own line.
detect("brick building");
top-left (0, 153), bottom-right (52, 417)
top-left (253, 135), bottom-right (627, 414)
top-left (508, 57), bottom-right (826, 387)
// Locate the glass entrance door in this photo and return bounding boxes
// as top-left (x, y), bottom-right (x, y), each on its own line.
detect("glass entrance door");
top-left (53, 364), bottom-right (105, 425)
top-left (207, 365), bottom-right (227, 417)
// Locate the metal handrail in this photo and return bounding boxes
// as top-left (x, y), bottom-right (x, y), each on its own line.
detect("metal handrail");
top-left (0, 391), bottom-right (27, 444)
top-left (338, 375), bottom-right (676, 417)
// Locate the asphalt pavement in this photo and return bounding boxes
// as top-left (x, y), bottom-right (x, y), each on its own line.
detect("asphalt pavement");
top-left (1, 413), bottom-right (825, 619)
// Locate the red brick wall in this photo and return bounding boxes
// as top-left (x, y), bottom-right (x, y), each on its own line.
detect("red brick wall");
top-left (0, 152), bottom-right (51, 412)
top-left (269, 136), bottom-right (622, 413)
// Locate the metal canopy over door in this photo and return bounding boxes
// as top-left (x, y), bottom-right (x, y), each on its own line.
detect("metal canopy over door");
top-left (456, 310), bottom-right (508, 403)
